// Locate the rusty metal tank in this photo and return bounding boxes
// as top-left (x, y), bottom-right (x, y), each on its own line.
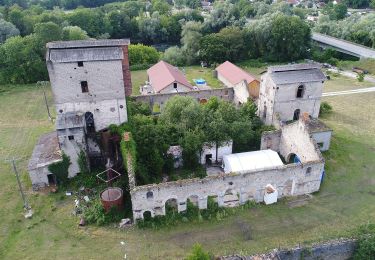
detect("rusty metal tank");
top-left (100, 187), bottom-right (124, 212)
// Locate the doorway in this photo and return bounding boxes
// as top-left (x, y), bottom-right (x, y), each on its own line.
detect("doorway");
top-left (47, 174), bottom-right (56, 185)
top-left (293, 109), bottom-right (300, 121)
top-left (205, 154), bottom-right (212, 165)
top-left (85, 112), bottom-right (95, 133)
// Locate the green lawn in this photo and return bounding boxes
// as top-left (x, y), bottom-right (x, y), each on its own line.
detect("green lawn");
top-left (1, 75), bottom-right (375, 259)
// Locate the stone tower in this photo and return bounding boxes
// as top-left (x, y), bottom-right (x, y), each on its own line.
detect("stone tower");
top-left (46, 39), bottom-right (132, 177)
top-left (258, 63), bottom-right (326, 126)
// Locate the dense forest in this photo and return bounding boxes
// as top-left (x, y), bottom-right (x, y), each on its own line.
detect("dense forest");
top-left (0, 0), bottom-right (374, 84)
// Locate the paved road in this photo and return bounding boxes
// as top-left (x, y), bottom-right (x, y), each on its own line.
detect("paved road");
top-left (322, 87), bottom-right (375, 97)
top-left (312, 33), bottom-right (375, 59)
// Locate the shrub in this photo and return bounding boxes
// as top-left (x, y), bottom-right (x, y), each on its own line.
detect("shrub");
top-left (353, 235), bottom-right (375, 260)
top-left (48, 154), bottom-right (71, 185)
top-left (83, 199), bottom-right (124, 226)
top-left (186, 243), bottom-right (212, 260)
top-left (357, 73), bottom-right (365, 82)
top-left (319, 101), bottom-right (333, 116)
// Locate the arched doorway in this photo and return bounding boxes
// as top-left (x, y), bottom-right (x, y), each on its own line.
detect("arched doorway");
top-left (143, 211), bottom-right (152, 221)
top-left (165, 198), bottom-right (178, 214)
top-left (85, 112), bottom-right (95, 133)
top-left (187, 195), bottom-right (199, 207)
top-left (287, 153), bottom-right (300, 164)
top-left (293, 109), bottom-right (300, 121)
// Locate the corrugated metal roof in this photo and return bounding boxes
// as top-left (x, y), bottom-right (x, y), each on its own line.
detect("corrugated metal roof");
top-left (48, 47), bottom-right (123, 62)
top-left (223, 149), bottom-right (283, 173)
top-left (28, 131), bottom-right (62, 170)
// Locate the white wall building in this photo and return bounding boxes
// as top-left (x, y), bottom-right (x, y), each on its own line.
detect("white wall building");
top-left (200, 141), bottom-right (233, 165)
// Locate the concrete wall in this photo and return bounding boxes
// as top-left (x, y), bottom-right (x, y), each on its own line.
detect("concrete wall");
top-left (233, 81), bottom-right (250, 105)
top-left (312, 131), bottom-right (333, 151)
top-left (57, 127), bottom-right (86, 178)
top-left (130, 120), bottom-right (324, 221)
top-left (29, 166), bottom-right (52, 190)
top-left (258, 73), bottom-right (324, 125)
top-left (217, 73), bottom-right (234, 88)
top-left (133, 88), bottom-right (234, 112)
top-left (154, 82), bottom-right (192, 94)
top-left (55, 99), bottom-right (127, 131)
top-left (200, 141), bottom-right (233, 164)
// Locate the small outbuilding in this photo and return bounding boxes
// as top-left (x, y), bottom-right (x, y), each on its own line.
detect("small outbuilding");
top-left (215, 61), bottom-right (260, 103)
top-left (222, 149), bottom-right (283, 173)
top-left (145, 61), bottom-right (193, 94)
top-left (200, 141), bottom-right (233, 165)
top-left (28, 131), bottom-right (62, 191)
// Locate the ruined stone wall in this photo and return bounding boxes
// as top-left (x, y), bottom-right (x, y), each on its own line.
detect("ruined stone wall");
top-left (131, 160), bottom-right (323, 220)
top-left (279, 120), bottom-right (323, 163)
top-left (260, 130), bottom-right (281, 152)
top-left (132, 88), bottom-right (234, 112)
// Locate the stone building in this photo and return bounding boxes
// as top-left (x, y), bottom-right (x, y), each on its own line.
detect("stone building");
top-left (45, 39), bottom-right (131, 178)
top-left (215, 61), bottom-right (260, 103)
top-left (142, 61), bottom-right (193, 94)
top-left (258, 63), bottom-right (326, 126)
top-left (28, 132), bottom-right (62, 190)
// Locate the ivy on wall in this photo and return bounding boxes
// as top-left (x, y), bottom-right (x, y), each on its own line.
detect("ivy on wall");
top-left (48, 154), bottom-right (71, 184)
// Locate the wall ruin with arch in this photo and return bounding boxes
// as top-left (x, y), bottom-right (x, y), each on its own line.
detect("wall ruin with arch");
top-left (127, 118), bottom-right (325, 221)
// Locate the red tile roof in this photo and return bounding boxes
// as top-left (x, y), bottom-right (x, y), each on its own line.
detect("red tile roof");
top-left (216, 61), bottom-right (258, 86)
top-left (147, 61), bottom-right (193, 93)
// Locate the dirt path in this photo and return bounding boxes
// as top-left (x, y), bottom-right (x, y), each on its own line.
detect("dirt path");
top-left (322, 87), bottom-right (375, 97)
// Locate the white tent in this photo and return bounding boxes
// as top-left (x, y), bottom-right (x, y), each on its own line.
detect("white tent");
top-left (222, 149), bottom-right (284, 173)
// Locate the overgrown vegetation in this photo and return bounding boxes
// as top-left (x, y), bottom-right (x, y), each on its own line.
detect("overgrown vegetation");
top-left (77, 150), bottom-right (89, 175)
top-left (353, 223), bottom-right (375, 260)
top-left (48, 153), bottom-right (71, 185)
top-left (137, 198), bottom-right (257, 229)
top-left (186, 243), bottom-right (212, 260)
top-left (319, 102), bottom-right (333, 117)
top-left (118, 97), bottom-right (266, 185)
top-left (83, 199), bottom-right (125, 226)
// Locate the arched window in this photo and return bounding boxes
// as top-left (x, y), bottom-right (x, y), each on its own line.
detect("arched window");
top-left (296, 85), bottom-right (304, 98)
top-left (146, 191), bottom-right (153, 199)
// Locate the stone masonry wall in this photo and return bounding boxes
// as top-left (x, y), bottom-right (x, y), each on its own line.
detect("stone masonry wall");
top-left (129, 119), bottom-right (324, 221)
top-left (132, 88), bottom-right (234, 112)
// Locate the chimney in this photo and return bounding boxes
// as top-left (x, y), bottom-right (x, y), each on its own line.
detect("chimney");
top-left (121, 45), bottom-right (132, 96)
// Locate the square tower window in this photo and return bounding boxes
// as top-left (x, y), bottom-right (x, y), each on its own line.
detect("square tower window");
top-left (81, 81), bottom-right (89, 93)
top-left (78, 61), bottom-right (84, 67)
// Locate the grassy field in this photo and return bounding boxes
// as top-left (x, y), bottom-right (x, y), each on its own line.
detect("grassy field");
top-left (1, 73), bottom-right (375, 259)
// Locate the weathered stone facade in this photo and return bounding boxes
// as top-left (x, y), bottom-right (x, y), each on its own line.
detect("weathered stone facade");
top-left (133, 88), bottom-right (234, 113)
top-left (258, 64), bottom-right (326, 126)
top-left (128, 118), bottom-right (325, 221)
top-left (45, 39), bottom-right (131, 177)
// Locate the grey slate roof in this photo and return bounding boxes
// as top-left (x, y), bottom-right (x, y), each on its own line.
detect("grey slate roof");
top-left (56, 112), bottom-right (84, 130)
top-left (28, 131), bottom-right (62, 171)
top-left (46, 39), bottom-right (130, 49)
top-left (268, 63), bottom-right (326, 84)
top-left (48, 47), bottom-right (123, 62)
